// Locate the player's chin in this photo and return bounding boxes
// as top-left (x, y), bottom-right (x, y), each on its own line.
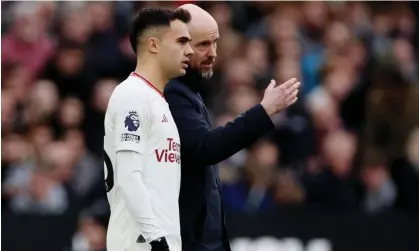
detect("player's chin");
top-left (174, 67), bottom-right (186, 77)
top-left (179, 68), bottom-right (187, 75)
top-left (178, 63), bottom-right (188, 74)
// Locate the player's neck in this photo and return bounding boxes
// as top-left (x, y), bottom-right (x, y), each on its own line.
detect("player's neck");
top-left (134, 61), bottom-right (168, 94)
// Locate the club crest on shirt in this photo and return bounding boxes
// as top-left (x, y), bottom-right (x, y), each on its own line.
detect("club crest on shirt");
top-left (124, 111), bottom-right (140, 132)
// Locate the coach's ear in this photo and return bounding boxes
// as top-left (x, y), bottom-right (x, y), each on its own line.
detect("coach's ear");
top-left (147, 37), bottom-right (159, 54)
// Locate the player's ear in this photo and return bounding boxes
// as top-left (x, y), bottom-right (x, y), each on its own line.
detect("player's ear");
top-left (147, 37), bottom-right (159, 54)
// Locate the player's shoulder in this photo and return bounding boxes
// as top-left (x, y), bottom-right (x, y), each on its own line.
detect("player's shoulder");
top-left (117, 76), bottom-right (150, 95)
top-left (106, 77), bottom-right (151, 116)
top-left (111, 76), bottom-right (151, 103)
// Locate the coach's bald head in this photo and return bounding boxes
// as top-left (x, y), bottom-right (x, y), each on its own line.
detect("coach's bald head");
top-left (178, 4), bottom-right (218, 35)
top-left (177, 4), bottom-right (219, 79)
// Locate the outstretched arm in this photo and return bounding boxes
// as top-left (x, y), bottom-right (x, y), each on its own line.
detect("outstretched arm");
top-left (166, 91), bottom-right (274, 166)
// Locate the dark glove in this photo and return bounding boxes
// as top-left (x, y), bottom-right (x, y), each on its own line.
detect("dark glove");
top-left (150, 237), bottom-right (170, 251)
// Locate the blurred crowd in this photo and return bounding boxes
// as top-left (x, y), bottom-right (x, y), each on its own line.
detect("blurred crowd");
top-left (1, 1), bottom-right (419, 251)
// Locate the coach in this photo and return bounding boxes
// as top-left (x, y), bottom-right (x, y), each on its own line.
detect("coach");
top-left (164, 4), bottom-right (300, 251)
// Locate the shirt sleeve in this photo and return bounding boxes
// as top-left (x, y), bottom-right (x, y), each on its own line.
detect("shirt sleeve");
top-left (114, 95), bottom-right (149, 154)
top-left (116, 150), bottom-right (166, 242)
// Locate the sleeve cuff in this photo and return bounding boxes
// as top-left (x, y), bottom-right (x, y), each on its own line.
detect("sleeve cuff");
top-left (243, 104), bottom-right (275, 132)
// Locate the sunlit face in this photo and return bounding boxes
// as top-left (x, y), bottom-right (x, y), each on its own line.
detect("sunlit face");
top-left (158, 19), bottom-right (193, 78)
top-left (189, 29), bottom-right (219, 79)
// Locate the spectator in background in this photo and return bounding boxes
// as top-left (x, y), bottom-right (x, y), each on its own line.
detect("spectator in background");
top-left (51, 96), bottom-right (85, 139)
top-left (223, 139), bottom-right (279, 213)
top-left (391, 127), bottom-right (419, 212)
top-left (306, 88), bottom-right (342, 152)
top-left (1, 63), bottom-right (32, 104)
top-left (1, 2), bottom-right (54, 80)
top-left (57, 3), bottom-right (92, 45)
top-left (72, 216), bottom-right (107, 251)
top-left (1, 133), bottom-right (32, 186)
top-left (23, 80), bottom-right (59, 126)
top-left (208, 2), bottom-right (243, 67)
top-left (29, 123), bottom-right (54, 156)
top-left (3, 142), bottom-right (72, 215)
top-left (62, 129), bottom-right (102, 207)
top-left (303, 130), bottom-right (359, 210)
top-left (274, 169), bottom-right (305, 206)
top-left (42, 40), bottom-right (95, 101)
top-left (392, 38), bottom-right (418, 82)
top-left (1, 90), bottom-right (19, 135)
top-left (363, 65), bottom-right (417, 162)
top-left (300, 1), bottom-right (330, 95)
top-left (360, 149), bottom-right (397, 214)
top-left (84, 2), bottom-right (122, 79)
top-left (83, 78), bottom-right (117, 157)
top-left (57, 97), bottom-right (84, 131)
top-left (226, 86), bottom-right (260, 117)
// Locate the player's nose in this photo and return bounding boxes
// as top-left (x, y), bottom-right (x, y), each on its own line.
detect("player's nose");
top-left (185, 43), bottom-right (194, 57)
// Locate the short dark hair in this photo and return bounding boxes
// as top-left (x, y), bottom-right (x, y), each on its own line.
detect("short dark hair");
top-left (129, 7), bottom-right (191, 54)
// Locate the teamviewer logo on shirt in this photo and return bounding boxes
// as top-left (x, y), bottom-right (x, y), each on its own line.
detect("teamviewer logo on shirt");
top-left (125, 111), bottom-right (140, 132)
top-left (155, 138), bottom-right (181, 164)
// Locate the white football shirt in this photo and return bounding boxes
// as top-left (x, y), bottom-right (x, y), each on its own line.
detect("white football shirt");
top-left (104, 72), bottom-right (181, 251)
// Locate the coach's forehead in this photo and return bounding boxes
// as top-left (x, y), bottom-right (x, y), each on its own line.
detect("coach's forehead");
top-left (177, 4), bottom-right (218, 39)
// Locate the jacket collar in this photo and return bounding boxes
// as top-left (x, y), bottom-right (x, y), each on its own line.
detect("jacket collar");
top-left (175, 68), bottom-right (205, 93)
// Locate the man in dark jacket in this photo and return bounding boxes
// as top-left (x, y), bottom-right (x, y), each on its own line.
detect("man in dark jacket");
top-left (164, 4), bottom-right (301, 251)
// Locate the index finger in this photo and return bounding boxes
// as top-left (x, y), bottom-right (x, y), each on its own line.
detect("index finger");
top-left (279, 78), bottom-right (298, 89)
top-left (267, 79), bottom-right (276, 90)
